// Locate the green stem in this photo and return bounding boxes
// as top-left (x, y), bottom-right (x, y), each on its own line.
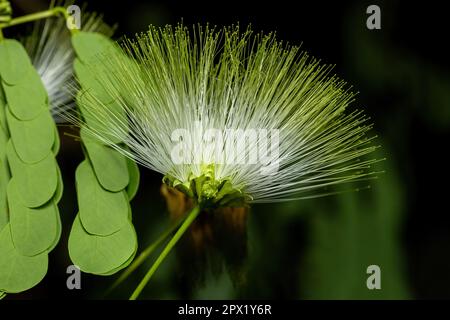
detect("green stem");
top-left (129, 205), bottom-right (201, 300)
top-left (106, 215), bottom-right (187, 295)
top-left (0, 7), bottom-right (75, 35)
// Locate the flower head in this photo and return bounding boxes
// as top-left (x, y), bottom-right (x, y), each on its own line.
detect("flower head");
top-left (23, 1), bottom-right (114, 122)
top-left (70, 24), bottom-right (380, 207)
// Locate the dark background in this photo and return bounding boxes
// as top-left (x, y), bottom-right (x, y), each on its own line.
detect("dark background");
top-left (5, 0), bottom-right (450, 299)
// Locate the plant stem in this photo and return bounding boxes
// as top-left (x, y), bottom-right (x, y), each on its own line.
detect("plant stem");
top-left (129, 205), bottom-right (201, 300)
top-left (106, 215), bottom-right (187, 295)
top-left (0, 7), bottom-right (74, 36)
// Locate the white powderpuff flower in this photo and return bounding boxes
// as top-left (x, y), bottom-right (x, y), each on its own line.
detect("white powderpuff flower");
top-left (70, 24), bottom-right (380, 206)
top-left (22, 1), bottom-right (114, 122)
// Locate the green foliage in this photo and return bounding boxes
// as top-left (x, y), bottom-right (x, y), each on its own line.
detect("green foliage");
top-left (6, 106), bottom-right (54, 163)
top-left (82, 131), bottom-right (129, 192)
top-left (0, 225), bottom-right (48, 293)
top-left (69, 214), bottom-right (137, 275)
top-left (8, 179), bottom-right (59, 256)
top-left (3, 70), bottom-right (47, 120)
top-left (0, 83), bottom-right (8, 232)
top-left (68, 31), bottom-right (139, 275)
top-left (74, 60), bottom-right (127, 144)
top-left (72, 31), bottom-right (120, 64)
top-left (0, 39), bottom-right (62, 294)
top-left (299, 151), bottom-right (410, 299)
top-left (76, 160), bottom-right (129, 236)
top-left (0, 39), bottom-right (31, 85)
top-left (6, 140), bottom-right (58, 208)
top-left (126, 156), bottom-right (140, 201)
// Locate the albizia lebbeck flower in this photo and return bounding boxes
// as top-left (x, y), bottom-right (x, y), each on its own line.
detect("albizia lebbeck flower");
top-left (67, 24), bottom-right (381, 298)
top-left (72, 24), bottom-right (379, 204)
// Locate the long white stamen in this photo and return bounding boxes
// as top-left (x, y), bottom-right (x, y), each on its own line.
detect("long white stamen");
top-left (66, 24), bottom-right (380, 203)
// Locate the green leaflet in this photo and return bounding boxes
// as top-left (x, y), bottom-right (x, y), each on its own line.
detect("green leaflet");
top-left (0, 224), bottom-right (48, 293)
top-left (6, 140), bottom-right (57, 208)
top-left (6, 107), bottom-right (54, 164)
top-left (0, 160), bottom-right (9, 231)
top-left (73, 59), bottom-right (116, 105)
top-left (0, 121), bottom-right (7, 157)
top-left (54, 165), bottom-right (64, 204)
top-left (47, 205), bottom-right (62, 253)
top-left (82, 133), bottom-right (129, 192)
top-left (68, 214), bottom-right (137, 275)
top-left (0, 86), bottom-right (6, 135)
top-left (72, 32), bottom-right (120, 64)
top-left (0, 108), bottom-right (6, 136)
top-left (74, 60), bottom-right (127, 144)
top-left (0, 58), bottom-right (9, 278)
top-left (2, 69), bottom-right (47, 121)
top-left (76, 90), bottom-right (114, 144)
top-left (0, 127), bottom-right (9, 231)
top-left (76, 160), bottom-right (129, 236)
top-left (0, 39), bottom-right (33, 85)
top-left (126, 156), bottom-right (140, 200)
top-left (7, 179), bottom-right (58, 257)
top-left (99, 246), bottom-right (137, 276)
top-left (0, 292), bottom-right (5, 299)
top-left (52, 126), bottom-right (60, 155)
